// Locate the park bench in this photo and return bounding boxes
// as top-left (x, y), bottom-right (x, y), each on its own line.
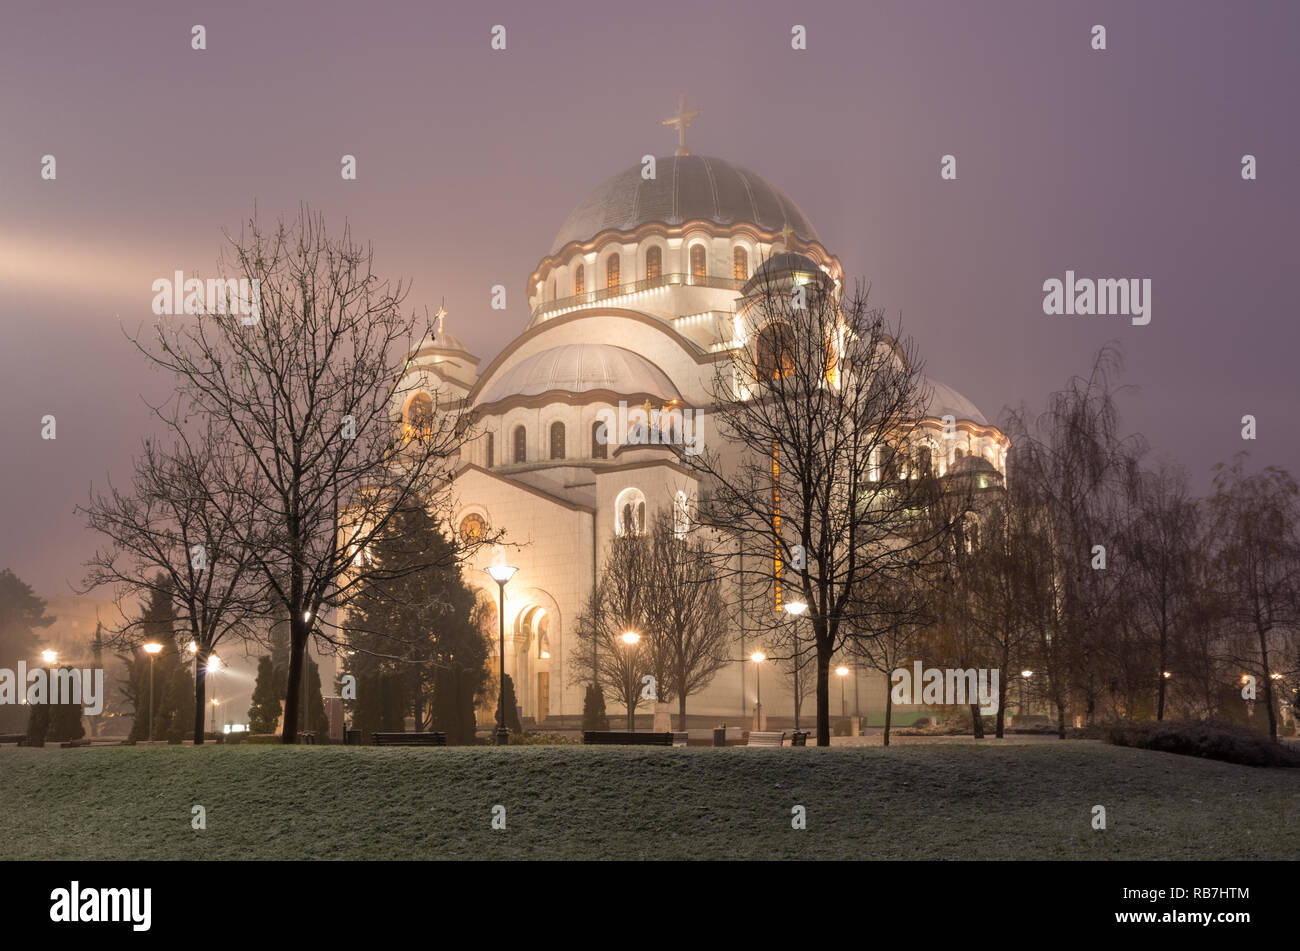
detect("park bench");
top-left (0, 733), bottom-right (25, 745)
top-left (372, 732), bottom-right (446, 746)
top-left (671, 732), bottom-right (688, 747)
top-left (583, 731), bottom-right (674, 746)
top-left (746, 731), bottom-right (788, 747)
top-left (59, 739), bottom-right (91, 748)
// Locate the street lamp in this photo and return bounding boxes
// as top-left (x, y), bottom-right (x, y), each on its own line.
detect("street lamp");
top-left (836, 666), bottom-right (849, 720)
top-left (1019, 669), bottom-right (1033, 717)
top-left (210, 698), bottom-right (220, 735)
top-left (783, 601), bottom-right (808, 730)
top-left (142, 642), bottom-right (163, 743)
top-left (621, 631), bottom-right (641, 732)
top-left (484, 563), bottom-right (517, 745)
top-left (750, 651), bottom-right (766, 730)
top-left (41, 649), bottom-right (58, 664)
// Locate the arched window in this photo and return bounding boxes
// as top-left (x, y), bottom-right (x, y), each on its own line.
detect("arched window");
top-left (646, 246), bottom-right (662, 281)
top-left (406, 393), bottom-right (434, 440)
top-left (733, 246), bottom-right (748, 281)
top-left (486, 432), bottom-right (494, 468)
top-left (513, 425), bottom-right (527, 464)
top-left (606, 253), bottom-right (620, 289)
top-left (673, 490), bottom-right (690, 538)
top-left (574, 263), bottom-right (585, 297)
top-left (917, 445), bottom-right (933, 479)
top-left (615, 488), bottom-right (647, 537)
top-left (592, 419), bottom-right (608, 459)
top-left (755, 322), bottom-right (796, 380)
top-left (549, 421), bottom-right (566, 460)
top-left (689, 244), bottom-right (706, 281)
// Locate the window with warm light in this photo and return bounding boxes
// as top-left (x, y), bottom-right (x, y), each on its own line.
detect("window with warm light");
top-left (690, 244), bottom-right (706, 281)
top-left (550, 421), bottom-right (566, 460)
top-left (574, 263), bottom-right (585, 296)
top-left (592, 419), bottom-right (608, 459)
top-left (606, 253), bottom-right (620, 289)
top-left (405, 392), bottom-right (434, 441)
top-left (646, 245), bottom-right (662, 281)
top-left (755, 322), bottom-right (796, 380)
top-left (733, 246), bottom-right (748, 280)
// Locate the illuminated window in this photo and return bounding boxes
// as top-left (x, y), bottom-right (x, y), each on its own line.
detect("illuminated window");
top-left (592, 419), bottom-right (608, 459)
top-left (646, 246), bottom-right (662, 281)
top-left (459, 513), bottom-right (487, 544)
top-left (574, 263), bottom-right (585, 296)
top-left (673, 490), bottom-right (690, 538)
top-left (755, 323), bottom-right (796, 380)
top-left (513, 425), bottom-right (527, 464)
top-left (689, 244), bottom-right (706, 281)
top-left (606, 253), bottom-right (620, 289)
top-left (615, 487), bottom-right (647, 537)
top-left (406, 393), bottom-right (434, 440)
top-left (550, 421), bottom-right (566, 460)
top-left (733, 246), bottom-right (748, 281)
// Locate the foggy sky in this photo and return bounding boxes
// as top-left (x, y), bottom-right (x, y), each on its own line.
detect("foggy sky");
top-left (3, 0), bottom-right (1298, 599)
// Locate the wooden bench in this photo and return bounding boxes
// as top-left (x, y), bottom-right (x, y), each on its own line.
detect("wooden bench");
top-left (372, 732), bottom-right (446, 746)
top-left (671, 732), bottom-right (689, 747)
top-left (59, 739), bottom-right (91, 748)
top-left (746, 731), bottom-right (788, 747)
top-left (583, 731), bottom-right (674, 746)
top-left (0, 733), bottom-right (26, 745)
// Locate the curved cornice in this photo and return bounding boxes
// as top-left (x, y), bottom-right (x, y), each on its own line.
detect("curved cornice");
top-left (465, 308), bottom-right (728, 406)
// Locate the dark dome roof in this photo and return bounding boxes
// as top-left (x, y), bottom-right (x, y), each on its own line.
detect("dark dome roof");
top-left (550, 155), bottom-right (820, 254)
top-left (741, 252), bottom-right (824, 294)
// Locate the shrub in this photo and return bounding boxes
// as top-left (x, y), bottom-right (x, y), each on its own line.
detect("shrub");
top-left (508, 732), bottom-right (580, 746)
top-left (224, 731), bottom-right (246, 745)
top-left (581, 683), bottom-right (610, 733)
top-left (1106, 719), bottom-right (1300, 768)
top-left (245, 734), bottom-right (281, 745)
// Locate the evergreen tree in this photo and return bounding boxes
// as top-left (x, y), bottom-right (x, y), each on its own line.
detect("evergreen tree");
top-left (500, 673), bottom-right (523, 734)
top-left (248, 656), bottom-right (281, 734)
top-left (122, 577), bottom-right (193, 741)
top-left (582, 683), bottom-right (610, 732)
top-left (342, 506), bottom-right (489, 742)
top-left (0, 570), bottom-right (54, 732)
top-left (25, 667), bottom-right (86, 744)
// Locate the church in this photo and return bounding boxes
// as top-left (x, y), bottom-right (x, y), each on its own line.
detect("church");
top-left (392, 101), bottom-right (1010, 727)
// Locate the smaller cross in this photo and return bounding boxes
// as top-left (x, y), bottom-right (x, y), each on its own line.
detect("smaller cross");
top-left (662, 94), bottom-right (701, 157)
top-left (434, 298), bottom-right (447, 334)
top-left (779, 223), bottom-right (795, 248)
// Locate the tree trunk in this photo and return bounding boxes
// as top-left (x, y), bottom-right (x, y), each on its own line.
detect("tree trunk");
top-left (192, 648), bottom-right (208, 744)
top-left (1257, 625), bottom-right (1277, 740)
top-left (816, 642), bottom-right (831, 746)
top-left (1055, 699), bottom-right (1066, 739)
top-left (883, 690), bottom-right (892, 747)
top-left (281, 616), bottom-right (307, 745)
top-left (678, 694), bottom-right (687, 733)
top-left (970, 703), bottom-right (984, 738)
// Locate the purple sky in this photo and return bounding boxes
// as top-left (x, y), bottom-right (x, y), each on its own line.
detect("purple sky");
top-left (3, 0), bottom-right (1298, 598)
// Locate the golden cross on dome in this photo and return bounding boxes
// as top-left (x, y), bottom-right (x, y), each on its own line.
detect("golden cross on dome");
top-left (663, 94), bottom-right (701, 157)
top-left (434, 298), bottom-right (447, 334)
top-left (779, 222), bottom-right (795, 247)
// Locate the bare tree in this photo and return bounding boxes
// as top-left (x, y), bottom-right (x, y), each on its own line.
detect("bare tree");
top-left (691, 264), bottom-right (960, 745)
top-left (130, 208), bottom-right (464, 742)
top-left (1006, 346), bottom-right (1144, 735)
top-left (1126, 461), bottom-right (1200, 720)
top-left (572, 534), bottom-right (655, 730)
top-left (80, 422), bottom-right (263, 743)
top-left (1208, 454), bottom-right (1300, 739)
top-left (643, 511), bottom-right (732, 730)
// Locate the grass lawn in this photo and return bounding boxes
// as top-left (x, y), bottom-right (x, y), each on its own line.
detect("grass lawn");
top-left (1, 741), bottom-right (1295, 860)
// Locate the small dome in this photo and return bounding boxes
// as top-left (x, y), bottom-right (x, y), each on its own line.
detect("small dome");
top-left (550, 155), bottom-right (820, 254)
top-left (741, 252), bottom-right (825, 294)
top-left (922, 377), bottom-right (988, 427)
top-left (478, 344), bottom-right (680, 405)
top-left (427, 328), bottom-right (469, 353)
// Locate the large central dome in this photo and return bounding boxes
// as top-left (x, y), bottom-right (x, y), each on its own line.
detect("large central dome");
top-left (549, 155), bottom-right (820, 254)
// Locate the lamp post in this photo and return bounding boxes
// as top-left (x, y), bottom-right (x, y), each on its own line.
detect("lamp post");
top-left (142, 642), bottom-right (163, 743)
top-left (621, 631), bottom-right (641, 731)
top-left (836, 666), bottom-right (849, 721)
top-left (750, 651), bottom-right (766, 730)
top-left (484, 564), bottom-right (517, 745)
top-left (784, 601), bottom-right (807, 730)
top-left (210, 698), bottom-right (220, 735)
top-left (206, 655), bottom-right (221, 738)
top-left (1019, 669), bottom-right (1033, 717)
